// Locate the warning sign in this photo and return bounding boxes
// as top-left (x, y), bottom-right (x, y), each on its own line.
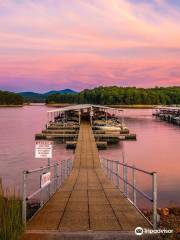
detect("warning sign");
top-left (40, 172), bottom-right (51, 188)
top-left (35, 141), bottom-right (52, 158)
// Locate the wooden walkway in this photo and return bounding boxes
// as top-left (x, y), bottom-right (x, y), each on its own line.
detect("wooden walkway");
top-left (22, 122), bottom-right (150, 239)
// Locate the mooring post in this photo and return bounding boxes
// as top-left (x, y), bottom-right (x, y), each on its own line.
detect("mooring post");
top-left (22, 171), bottom-right (27, 225)
top-left (132, 167), bottom-right (136, 206)
top-left (153, 172), bottom-right (157, 229)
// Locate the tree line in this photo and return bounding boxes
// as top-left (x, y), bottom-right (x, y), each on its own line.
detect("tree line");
top-left (0, 90), bottom-right (23, 105)
top-left (46, 86), bottom-right (180, 105)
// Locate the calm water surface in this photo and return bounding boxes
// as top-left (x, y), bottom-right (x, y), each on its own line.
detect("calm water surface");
top-left (0, 106), bottom-right (73, 190)
top-left (101, 109), bottom-right (180, 208)
top-left (0, 106), bottom-right (179, 207)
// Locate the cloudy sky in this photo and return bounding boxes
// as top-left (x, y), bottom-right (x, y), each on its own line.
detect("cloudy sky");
top-left (0, 0), bottom-right (180, 92)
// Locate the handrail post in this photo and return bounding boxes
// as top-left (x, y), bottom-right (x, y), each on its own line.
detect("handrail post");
top-left (108, 160), bottom-right (110, 178)
top-left (62, 160), bottom-right (64, 182)
top-left (111, 161), bottom-right (113, 182)
top-left (60, 161), bottom-right (63, 185)
top-left (40, 167), bottom-right (43, 207)
top-left (54, 163), bottom-right (58, 191)
top-left (116, 162), bottom-right (120, 189)
top-left (153, 172), bottom-right (157, 229)
top-left (22, 171), bottom-right (27, 225)
top-left (132, 167), bottom-right (136, 206)
top-left (123, 164), bottom-right (128, 197)
top-left (123, 164), bottom-right (126, 195)
top-left (67, 160), bottom-right (69, 176)
top-left (106, 159), bottom-right (108, 175)
top-left (63, 160), bottom-right (65, 180)
top-left (47, 158), bottom-right (51, 199)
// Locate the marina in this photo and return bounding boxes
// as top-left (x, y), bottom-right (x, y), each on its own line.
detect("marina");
top-left (1, 106), bottom-right (180, 239)
top-left (153, 106), bottom-right (180, 126)
top-left (20, 105), bottom-right (157, 239)
top-left (35, 104), bottom-right (136, 145)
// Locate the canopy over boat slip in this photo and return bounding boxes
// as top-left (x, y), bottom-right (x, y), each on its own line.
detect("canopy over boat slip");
top-left (47, 104), bottom-right (123, 114)
top-left (47, 104), bottom-right (123, 125)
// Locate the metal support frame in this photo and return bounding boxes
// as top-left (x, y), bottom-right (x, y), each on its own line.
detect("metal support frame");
top-left (100, 157), bottom-right (157, 229)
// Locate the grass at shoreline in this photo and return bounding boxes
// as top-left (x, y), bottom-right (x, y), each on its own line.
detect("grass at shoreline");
top-left (0, 180), bottom-right (24, 240)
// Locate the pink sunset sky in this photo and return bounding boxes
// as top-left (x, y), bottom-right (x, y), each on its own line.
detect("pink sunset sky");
top-left (0, 0), bottom-right (180, 92)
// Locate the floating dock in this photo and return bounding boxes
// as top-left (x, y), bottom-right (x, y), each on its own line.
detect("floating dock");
top-left (153, 106), bottom-right (180, 126)
top-left (36, 104), bottom-right (136, 144)
top-left (22, 121), bottom-right (150, 240)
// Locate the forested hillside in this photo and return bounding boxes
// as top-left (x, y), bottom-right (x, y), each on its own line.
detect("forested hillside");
top-left (46, 86), bottom-right (180, 105)
top-left (0, 90), bottom-right (23, 105)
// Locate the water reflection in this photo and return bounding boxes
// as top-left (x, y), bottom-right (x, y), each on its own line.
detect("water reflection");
top-left (100, 109), bottom-right (180, 207)
top-left (0, 106), bottom-right (73, 190)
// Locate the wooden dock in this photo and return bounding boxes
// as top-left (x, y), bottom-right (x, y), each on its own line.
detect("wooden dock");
top-left (22, 122), bottom-right (150, 240)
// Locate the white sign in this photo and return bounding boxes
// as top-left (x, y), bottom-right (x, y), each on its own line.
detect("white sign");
top-left (41, 172), bottom-right (51, 188)
top-left (35, 141), bottom-right (52, 158)
top-left (90, 111), bottom-right (93, 117)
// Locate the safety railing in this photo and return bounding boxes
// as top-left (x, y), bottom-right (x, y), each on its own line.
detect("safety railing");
top-left (22, 158), bottom-right (73, 225)
top-left (100, 157), bottom-right (157, 229)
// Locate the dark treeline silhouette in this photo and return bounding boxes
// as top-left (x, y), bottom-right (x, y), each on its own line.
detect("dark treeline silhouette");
top-left (46, 86), bottom-right (180, 105)
top-left (0, 90), bottom-right (23, 105)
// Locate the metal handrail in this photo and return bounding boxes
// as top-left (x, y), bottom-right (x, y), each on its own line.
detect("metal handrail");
top-left (102, 158), bottom-right (154, 175)
top-left (100, 157), bottom-right (157, 229)
top-left (22, 158), bottom-right (73, 225)
top-left (108, 168), bottom-right (153, 202)
top-left (25, 163), bottom-right (60, 174)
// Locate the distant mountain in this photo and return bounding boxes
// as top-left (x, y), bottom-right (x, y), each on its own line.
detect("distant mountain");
top-left (44, 89), bottom-right (77, 96)
top-left (19, 89), bottom-right (77, 102)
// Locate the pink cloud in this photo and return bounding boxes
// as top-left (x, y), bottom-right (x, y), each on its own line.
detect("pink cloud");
top-left (0, 0), bottom-right (179, 91)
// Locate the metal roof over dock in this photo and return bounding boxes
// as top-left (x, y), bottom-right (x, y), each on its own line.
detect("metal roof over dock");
top-left (47, 104), bottom-right (123, 114)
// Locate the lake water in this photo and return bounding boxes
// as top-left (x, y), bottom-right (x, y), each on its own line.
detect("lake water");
top-left (0, 106), bottom-right (179, 208)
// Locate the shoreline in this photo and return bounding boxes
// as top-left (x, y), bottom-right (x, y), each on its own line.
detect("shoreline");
top-left (0, 104), bottom-right (23, 107)
top-left (141, 207), bottom-right (180, 235)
